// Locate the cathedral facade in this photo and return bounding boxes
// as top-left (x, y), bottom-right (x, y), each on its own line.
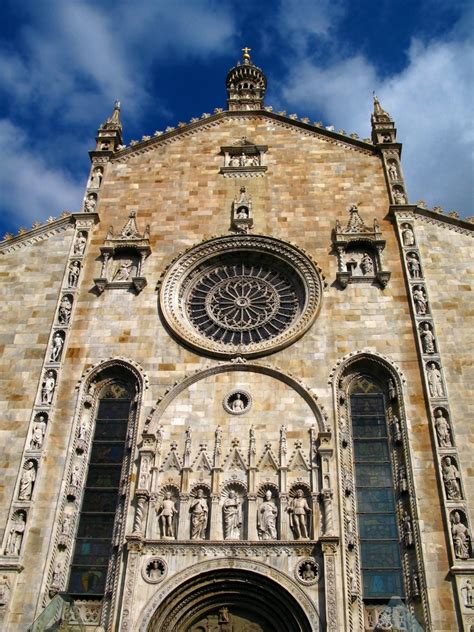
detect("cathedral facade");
top-left (0, 51), bottom-right (473, 631)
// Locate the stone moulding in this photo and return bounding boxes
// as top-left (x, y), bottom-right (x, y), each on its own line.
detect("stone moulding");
top-left (159, 234), bottom-right (324, 359)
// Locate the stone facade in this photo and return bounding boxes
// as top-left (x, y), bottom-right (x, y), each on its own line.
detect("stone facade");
top-left (0, 53), bottom-right (473, 631)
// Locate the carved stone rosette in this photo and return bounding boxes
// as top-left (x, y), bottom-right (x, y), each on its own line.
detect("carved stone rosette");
top-left (392, 207), bottom-right (473, 629)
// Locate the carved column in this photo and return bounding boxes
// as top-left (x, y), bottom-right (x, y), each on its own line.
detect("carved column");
top-left (210, 494), bottom-right (222, 540)
top-left (321, 490), bottom-right (334, 535)
top-left (321, 539), bottom-right (339, 632)
top-left (178, 493), bottom-right (190, 540)
top-left (132, 493), bottom-right (148, 536)
top-left (247, 493), bottom-right (258, 540)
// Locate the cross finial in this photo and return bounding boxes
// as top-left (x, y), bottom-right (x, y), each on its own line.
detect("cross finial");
top-left (242, 47), bottom-right (251, 62)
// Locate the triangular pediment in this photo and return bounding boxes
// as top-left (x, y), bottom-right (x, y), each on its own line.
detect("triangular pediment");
top-left (257, 448), bottom-right (279, 472)
top-left (224, 447), bottom-right (248, 472)
top-left (288, 448), bottom-right (310, 472)
top-left (160, 448), bottom-right (182, 472)
top-left (192, 449), bottom-right (213, 472)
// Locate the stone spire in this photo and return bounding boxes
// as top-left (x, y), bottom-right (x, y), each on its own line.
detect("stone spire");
top-left (226, 48), bottom-right (267, 111)
top-left (371, 93), bottom-right (397, 145)
top-left (92, 100), bottom-right (123, 156)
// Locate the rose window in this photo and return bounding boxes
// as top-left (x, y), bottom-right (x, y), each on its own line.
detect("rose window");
top-left (159, 235), bottom-right (323, 358)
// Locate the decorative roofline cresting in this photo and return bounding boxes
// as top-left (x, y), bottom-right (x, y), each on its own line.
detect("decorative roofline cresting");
top-left (94, 210), bottom-right (151, 294)
top-left (333, 205), bottom-right (391, 288)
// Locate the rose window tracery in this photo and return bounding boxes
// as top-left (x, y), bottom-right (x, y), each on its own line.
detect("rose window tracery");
top-left (160, 235), bottom-right (323, 358)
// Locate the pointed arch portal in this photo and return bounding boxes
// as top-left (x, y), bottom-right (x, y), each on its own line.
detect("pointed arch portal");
top-left (145, 568), bottom-right (314, 632)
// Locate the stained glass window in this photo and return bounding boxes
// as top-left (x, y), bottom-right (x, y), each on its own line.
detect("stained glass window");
top-left (350, 388), bottom-right (404, 600)
top-left (68, 388), bottom-right (132, 596)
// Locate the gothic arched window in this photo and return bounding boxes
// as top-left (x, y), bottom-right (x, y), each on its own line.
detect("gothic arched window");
top-left (349, 376), bottom-right (405, 601)
top-left (67, 378), bottom-right (136, 597)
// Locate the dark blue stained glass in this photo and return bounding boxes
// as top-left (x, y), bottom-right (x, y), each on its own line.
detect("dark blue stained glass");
top-left (94, 420), bottom-right (128, 440)
top-left (357, 489), bottom-right (395, 513)
top-left (363, 570), bottom-right (404, 599)
top-left (361, 541), bottom-right (402, 568)
top-left (86, 465), bottom-right (122, 488)
top-left (72, 540), bottom-right (111, 566)
top-left (354, 440), bottom-right (389, 461)
top-left (68, 567), bottom-right (107, 595)
top-left (82, 489), bottom-right (118, 513)
top-left (352, 416), bottom-right (387, 438)
top-left (359, 514), bottom-right (398, 539)
top-left (90, 443), bottom-right (125, 464)
top-left (96, 400), bottom-right (132, 420)
top-left (351, 395), bottom-right (385, 415)
top-left (355, 463), bottom-right (392, 487)
top-left (77, 514), bottom-right (115, 539)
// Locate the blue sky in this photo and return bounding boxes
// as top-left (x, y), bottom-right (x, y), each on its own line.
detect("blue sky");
top-left (1, 0), bottom-right (473, 235)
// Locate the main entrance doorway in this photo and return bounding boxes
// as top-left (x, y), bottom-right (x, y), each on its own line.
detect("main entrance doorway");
top-left (146, 568), bottom-right (314, 632)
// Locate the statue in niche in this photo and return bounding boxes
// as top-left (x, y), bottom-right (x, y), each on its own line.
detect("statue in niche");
top-left (360, 252), bottom-right (374, 275)
top-left (50, 332), bottom-right (64, 362)
top-left (420, 323), bottom-right (435, 353)
top-left (41, 371), bottom-right (56, 405)
top-left (84, 193), bottom-right (97, 213)
top-left (301, 561), bottom-right (318, 581)
top-left (412, 286), bottom-right (428, 315)
top-left (190, 489), bottom-right (208, 540)
top-left (232, 393), bottom-right (245, 412)
top-left (398, 465), bottom-right (408, 493)
top-left (451, 512), bottom-right (470, 559)
top-left (30, 415), bottom-right (47, 450)
top-left (60, 513), bottom-right (73, 536)
top-left (138, 457), bottom-right (150, 489)
top-left (236, 207), bottom-right (248, 219)
top-left (392, 414), bottom-right (402, 444)
top-left (434, 410), bottom-right (452, 447)
top-left (239, 151), bottom-right (247, 167)
top-left (401, 510), bottom-right (414, 547)
top-left (258, 490), bottom-right (278, 540)
top-left (58, 296), bottom-right (72, 324)
top-left (388, 162), bottom-right (398, 180)
top-left (5, 511), bottom-right (26, 555)
top-left (147, 559), bottom-right (165, 581)
top-left (219, 607), bottom-right (230, 623)
top-left (73, 232), bottom-right (87, 255)
top-left (68, 260), bottom-right (81, 287)
top-left (388, 378), bottom-right (397, 401)
top-left (89, 167), bottom-right (103, 188)
top-left (401, 223), bottom-right (415, 246)
top-left (113, 258), bottom-right (135, 281)
top-left (287, 490), bottom-right (311, 540)
top-left (427, 362), bottom-right (444, 397)
top-left (19, 460), bottom-right (36, 500)
top-left (0, 575), bottom-right (11, 609)
top-left (462, 579), bottom-right (474, 608)
top-left (393, 188), bottom-right (407, 204)
top-left (229, 155), bottom-right (240, 167)
top-left (51, 562), bottom-right (63, 592)
top-left (442, 457), bottom-right (461, 499)
top-left (406, 252), bottom-right (421, 278)
top-left (70, 460), bottom-right (81, 487)
top-left (156, 491), bottom-right (177, 539)
top-left (222, 490), bottom-right (242, 540)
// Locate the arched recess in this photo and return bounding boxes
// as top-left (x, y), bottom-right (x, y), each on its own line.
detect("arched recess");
top-left (146, 361), bottom-right (326, 436)
top-left (137, 559), bottom-right (319, 632)
top-left (43, 357), bottom-right (147, 628)
top-left (330, 351), bottom-right (430, 631)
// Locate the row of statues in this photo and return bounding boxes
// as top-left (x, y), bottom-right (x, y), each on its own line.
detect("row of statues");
top-left (153, 488), bottom-right (312, 541)
top-left (228, 152), bottom-right (260, 168)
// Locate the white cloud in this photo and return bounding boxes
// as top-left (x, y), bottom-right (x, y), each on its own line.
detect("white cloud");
top-left (280, 36), bottom-right (474, 216)
top-left (0, 120), bottom-right (83, 229)
top-left (276, 0), bottom-right (345, 53)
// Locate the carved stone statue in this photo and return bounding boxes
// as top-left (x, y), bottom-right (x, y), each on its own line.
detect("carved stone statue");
top-left (190, 489), bottom-right (208, 540)
top-left (222, 490), bottom-right (242, 540)
top-left (30, 415), bottom-right (47, 450)
top-left (394, 188), bottom-right (407, 204)
top-left (113, 259), bottom-right (134, 281)
top-left (388, 162), bottom-right (398, 180)
top-left (406, 252), bottom-right (421, 278)
top-left (73, 232), bottom-right (87, 255)
top-left (287, 490), bottom-right (311, 540)
top-left (147, 560), bottom-right (165, 581)
top-left (412, 286), bottom-right (427, 315)
top-left (402, 223), bottom-right (415, 246)
top-left (89, 167), bottom-right (103, 188)
top-left (232, 393), bottom-right (245, 412)
top-left (388, 378), bottom-right (397, 401)
top-left (5, 511), bottom-right (25, 555)
top-left (84, 193), bottom-right (97, 213)
top-left (258, 490), bottom-right (278, 540)
top-left (427, 363), bottom-right (444, 397)
top-left (420, 323), bottom-right (435, 353)
top-left (360, 252), bottom-right (374, 275)
top-left (50, 332), bottom-right (64, 362)
top-left (451, 512), bottom-right (470, 559)
top-left (398, 465), bottom-right (408, 493)
top-left (462, 579), bottom-right (474, 608)
top-left (70, 460), bottom-right (81, 487)
top-left (58, 296), bottom-right (72, 324)
top-left (442, 457), bottom-right (461, 499)
top-left (60, 513), bottom-right (72, 536)
top-left (19, 460), bottom-right (36, 500)
top-left (401, 510), bottom-right (413, 547)
top-left (156, 491), bottom-right (177, 539)
top-left (68, 261), bottom-right (81, 287)
top-left (0, 575), bottom-right (11, 609)
top-left (434, 410), bottom-right (452, 447)
top-left (392, 414), bottom-right (402, 444)
top-left (41, 371), bottom-right (56, 405)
